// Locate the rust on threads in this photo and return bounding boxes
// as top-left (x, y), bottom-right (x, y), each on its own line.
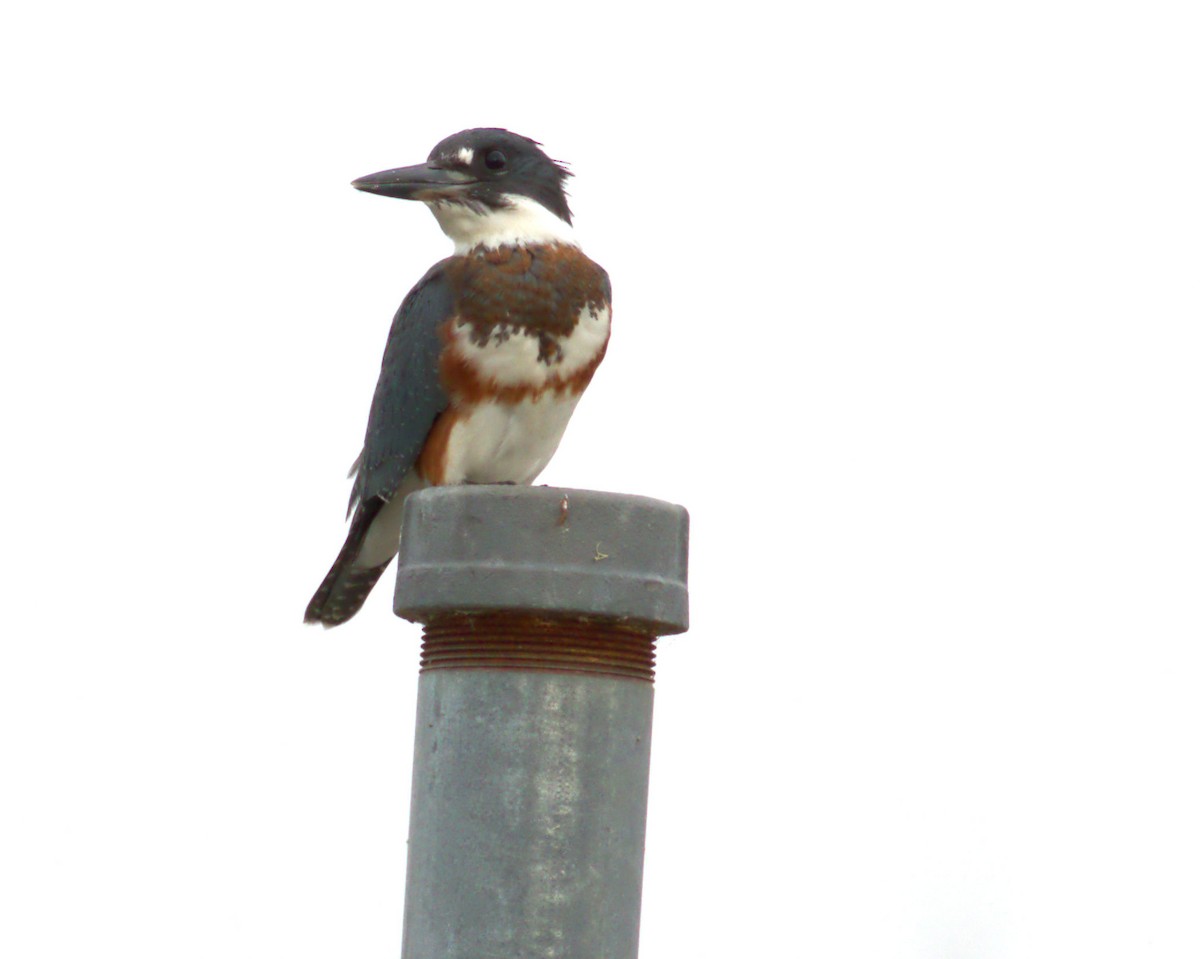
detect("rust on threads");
top-left (421, 613), bottom-right (657, 682)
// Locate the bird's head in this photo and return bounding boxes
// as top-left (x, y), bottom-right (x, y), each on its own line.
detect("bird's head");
top-left (352, 128), bottom-right (576, 253)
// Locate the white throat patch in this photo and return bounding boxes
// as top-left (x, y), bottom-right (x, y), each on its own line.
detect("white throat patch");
top-left (427, 194), bottom-right (577, 254)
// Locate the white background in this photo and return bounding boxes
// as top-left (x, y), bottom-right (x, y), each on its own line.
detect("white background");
top-left (3, 1), bottom-right (1198, 956)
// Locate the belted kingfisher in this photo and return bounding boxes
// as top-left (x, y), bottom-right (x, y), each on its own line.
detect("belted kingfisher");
top-left (305, 129), bottom-right (611, 627)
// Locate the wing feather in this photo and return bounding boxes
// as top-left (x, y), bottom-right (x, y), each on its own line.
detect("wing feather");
top-left (347, 259), bottom-right (453, 515)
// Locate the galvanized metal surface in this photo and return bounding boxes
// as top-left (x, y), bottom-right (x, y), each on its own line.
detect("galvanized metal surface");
top-left (394, 485), bottom-right (689, 635)
top-left (393, 486), bottom-right (689, 959)
top-left (401, 668), bottom-right (654, 959)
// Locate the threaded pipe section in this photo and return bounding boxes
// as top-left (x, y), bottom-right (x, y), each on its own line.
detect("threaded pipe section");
top-left (420, 613), bottom-right (657, 682)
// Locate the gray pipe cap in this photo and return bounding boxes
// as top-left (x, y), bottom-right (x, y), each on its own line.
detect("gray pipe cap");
top-left (394, 486), bottom-right (689, 635)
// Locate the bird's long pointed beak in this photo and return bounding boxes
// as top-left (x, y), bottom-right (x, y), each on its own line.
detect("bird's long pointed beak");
top-left (351, 162), bottom-right (476, 200)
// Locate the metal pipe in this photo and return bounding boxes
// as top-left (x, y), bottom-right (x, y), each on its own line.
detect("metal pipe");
top-left (393, 485), bottom-right (689, 959)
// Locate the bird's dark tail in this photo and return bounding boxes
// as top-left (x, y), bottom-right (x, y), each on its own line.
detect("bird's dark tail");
top-left (304, 500), bottom-right (390, 627)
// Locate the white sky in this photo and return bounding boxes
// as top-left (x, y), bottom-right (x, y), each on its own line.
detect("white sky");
top-left (3, 1), bottom-right (1198, 957)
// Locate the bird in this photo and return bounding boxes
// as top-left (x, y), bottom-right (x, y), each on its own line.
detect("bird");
top-left (305, 128), bottom-right (611, 627)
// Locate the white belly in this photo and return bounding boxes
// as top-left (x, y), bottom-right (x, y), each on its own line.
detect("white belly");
top-left (443, 393), bottom-right (582, 485)
top-left (355, 395), bottom-right (579, 568)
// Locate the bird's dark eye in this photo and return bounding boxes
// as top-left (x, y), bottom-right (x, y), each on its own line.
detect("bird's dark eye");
top-left (485, 150), bottom-right (507, 171)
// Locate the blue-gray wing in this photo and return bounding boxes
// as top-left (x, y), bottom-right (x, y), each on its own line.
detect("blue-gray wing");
top-left (348, 259), bottom-right (453, 515)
